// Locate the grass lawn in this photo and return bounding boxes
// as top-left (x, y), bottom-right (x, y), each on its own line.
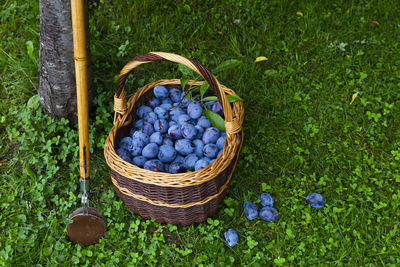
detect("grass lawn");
top-left (1, 0), bottom-right (400, 265)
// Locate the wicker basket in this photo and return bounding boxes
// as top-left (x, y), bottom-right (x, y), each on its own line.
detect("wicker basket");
top-left (104, 52), bottom-right (244, 225)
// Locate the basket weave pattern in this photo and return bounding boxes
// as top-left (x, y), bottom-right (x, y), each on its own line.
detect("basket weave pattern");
top-left (104, 52), bottom-right (244, 225)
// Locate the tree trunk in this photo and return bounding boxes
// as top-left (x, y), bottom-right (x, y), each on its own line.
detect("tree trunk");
top-left (38, 0), bottom-right (92, 125)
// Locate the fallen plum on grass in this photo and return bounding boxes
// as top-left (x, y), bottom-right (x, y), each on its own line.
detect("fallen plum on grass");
top-left (224, 228), bottom-right (238, 247)
top-left (306, 193), bottom-right (325, 208)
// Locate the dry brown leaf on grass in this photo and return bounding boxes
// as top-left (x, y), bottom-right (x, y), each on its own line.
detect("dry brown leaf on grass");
top-left (370, 20), bottom-right (379, 27)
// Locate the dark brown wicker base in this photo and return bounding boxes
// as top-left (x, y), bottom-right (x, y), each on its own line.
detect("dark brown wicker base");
top-left (113, 182), bottom-right (229, 225)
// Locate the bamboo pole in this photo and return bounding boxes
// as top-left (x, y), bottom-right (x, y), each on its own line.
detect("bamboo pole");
top-left (71, 0), bottom-right (90, 180)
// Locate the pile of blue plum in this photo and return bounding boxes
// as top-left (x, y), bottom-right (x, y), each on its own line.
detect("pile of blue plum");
top-left (243, 193), bottom-right (279, 222)
top-left (224, 192), bottom-right (325, 247)
top-left (116, 85), bottom-right (226, 173)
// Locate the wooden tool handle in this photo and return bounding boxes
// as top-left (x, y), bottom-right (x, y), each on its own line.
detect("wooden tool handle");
top-left (71, 0), bottom-right (90, 180)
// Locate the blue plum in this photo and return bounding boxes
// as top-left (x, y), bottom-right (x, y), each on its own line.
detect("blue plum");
top-left (183, 154), bottom-right (199, 171)
top-left (160, 103), bottom-right (172, 111)
top-left (168, 162), bottom-right (186, 174)
top-left (131, 130), bottom-right (149, 146)
top-left (168, 120), bottom-right (177, 127)
top-left (154, 119), bottom-right (168, 133)
top-left (128, 138), bottom-right (144, 156)
top-left (202, 127), bottom-right (220, 144)
top-left (148, 97), bottom-right (161, 109)
top-left (131, 156), bottom-right (146, 167)
top-left (306, 193), bottom-right (325, 208)
top-left (181, 123), bottom-right (197, 140)
top-left (116, 148), bottom-right (131, 162)
top-left (243, 201), bottom-right (258, 220)
top-left (162, 97), bottom-right (172, 105)
top-left (212, 102), bottom-right (224, 116)
top-left (224, 229), bottom-right (238, 247)
top-left (136, 105), bottom-right (152, 118)
top-left (144, 159), bottom-right (164, 172)
top-left (204, 101), bottom-right (215, 110)
top-left (164, 164), bottom-right (170, 172)
top-left (216, 136), bottom-right (225, 150)
top-left (196, 116), bottom-right (211, 129)
top-left (178, 96), bottom-right (190, 107)
top-left (258, 193), bottom-right (274, 207)
top-left (175, 139), bottom-right (195, 156)
top-left (154, 106), bottom-right (169, 120)
top-left (259, 207), bottom-right (278, 222)
top-left (162, 135), bottom-right (174, 146)
top-left (187, 101), bottom-right (203, 119)
top-left (119, 136), bottom-right (132, 150)
top-left (144, 111), bottom-right (158, 124)
top-left (150, 132), bottom-right (163, 145)
top-left (195, 125), bottom-right (204, 139)
top-left (169, 88), bottom-right (182, 103)
top-left (177, 114), bottom-right (191, 125)
top-left (168, 124), bottom-right (182, 139)
top-left (194, 158), bottom-right (210, 171)
top-left (201, 157), bottom-right (211, 164)
top-left (142, 143), bottom-right (159, 159)
top-left (134, 119), bottom-right (144, 130)
top-left (169, 107), bottom-right (185, 122)
top-left (172, 155), bottom-right (185, 164)
top-left (141, 121), bottom-right (155, 136)
top-left (193, 139), bottom-right (204, 158)
top-left (153, 85), bottom-right (169, 99)
top-left (158, 145), bottom-right (177, 163)
top-left (203, 144), bottom-right (218, 158)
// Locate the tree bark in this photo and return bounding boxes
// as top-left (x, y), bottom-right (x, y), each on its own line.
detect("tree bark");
top-left (38, 0), bottom-right (92, 125)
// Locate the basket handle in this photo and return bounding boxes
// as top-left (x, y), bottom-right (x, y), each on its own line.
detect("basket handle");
top-left (114, 52), bottom-right (241, 135)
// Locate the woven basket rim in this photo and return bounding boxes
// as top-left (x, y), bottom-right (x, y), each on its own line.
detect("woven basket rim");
top-left (104, 79), bottom-right (244, 187)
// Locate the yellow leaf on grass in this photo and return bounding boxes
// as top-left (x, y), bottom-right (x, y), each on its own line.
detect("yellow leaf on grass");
top-left (370, 20), bottom-right (379, 27)
top-left (350, 92), bottom-right (359, 104)
top-left (255, 56), bottom-right (268, 63)
top-left (296, 11), bottom-right (303, 17)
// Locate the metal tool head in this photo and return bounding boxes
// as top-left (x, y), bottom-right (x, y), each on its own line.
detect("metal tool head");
top-left (67, 206), bottom-right (107, 246)
top-left (67, 176), bottom-right (106, 246)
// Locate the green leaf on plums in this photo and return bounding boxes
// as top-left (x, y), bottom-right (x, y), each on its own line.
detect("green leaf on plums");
top-left (201, 95), bottom-right (243, 103)
top-left (201, 96), bottom-right (218, 102)
top-left (226, 94), bottom-right (243, 102)
top-left (204, 109), bottom-right (225, 131)
top-left (199, 81), bottom-right (209, 98)
top-left (213, 59), bottom-right (241, 73)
